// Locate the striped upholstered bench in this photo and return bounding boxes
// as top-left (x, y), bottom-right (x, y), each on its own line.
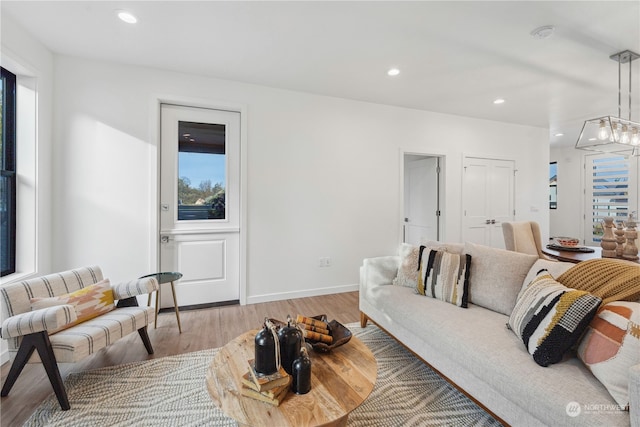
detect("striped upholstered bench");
top-left (0, 266), bottom-right (159, 410)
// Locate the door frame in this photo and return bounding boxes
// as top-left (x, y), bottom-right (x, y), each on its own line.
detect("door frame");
top-left (399, 149), bottom-right (445, 245)
top-left (149, 95), bottom-right (248, 305)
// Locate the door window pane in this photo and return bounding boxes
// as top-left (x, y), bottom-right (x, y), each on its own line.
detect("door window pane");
top-left (177, 121), bottom-right (226, 221)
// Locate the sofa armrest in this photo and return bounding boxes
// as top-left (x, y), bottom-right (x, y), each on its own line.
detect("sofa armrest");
top-left (0, 305), bottom-right (77, 339)
top-left (360, 256), bottom-right (400, 292)
top-left (631, 364), bottom-right (640, 427)
top-left (112, 277), bottom-right (159, 300)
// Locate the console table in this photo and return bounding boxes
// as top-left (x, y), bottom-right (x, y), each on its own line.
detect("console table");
top-left (542, 246), bottom-right (639, 264)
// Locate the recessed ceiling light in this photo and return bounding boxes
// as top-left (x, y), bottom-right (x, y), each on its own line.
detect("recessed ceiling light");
top-left (387, 68), bottom-right (400, 76)
top-left (554, 133), bottom-right (564, 137)
top-left (493, 98), bottom-right (505, 105)
top-left (530, 25), bottom-right (555, 40)
top-left (117, 10), bottom-right (138, 24)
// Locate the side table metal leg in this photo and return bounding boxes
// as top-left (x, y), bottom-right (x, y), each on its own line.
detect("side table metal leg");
top-left (169, 280), bottom-right (182, 333)
top-left (154, 287), bottom-right (160, 329)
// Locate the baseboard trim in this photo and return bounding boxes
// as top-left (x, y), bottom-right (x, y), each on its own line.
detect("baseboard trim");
top-left (246, 284), bottom-right (358, 305)
top-left (1, 348), bottom-right (9, 366)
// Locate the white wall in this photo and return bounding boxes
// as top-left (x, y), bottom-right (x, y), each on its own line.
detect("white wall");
top-left (550, 146), bottom-right (584, 241)
top-left (1, 13), bottom-right (550, 309)
top-left (51, 55), bottom-right (549, 303)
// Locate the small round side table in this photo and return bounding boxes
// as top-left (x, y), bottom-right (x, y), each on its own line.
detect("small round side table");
top-left (139, 272), bottom-right (183, 333)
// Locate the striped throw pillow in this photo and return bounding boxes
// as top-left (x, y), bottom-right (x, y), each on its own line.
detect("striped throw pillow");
top-left (577, 301), bottom-right (640, 409)
top-left (508, 270), bottom-right (601, 367)
top-left (31, 279), bottom-right (115, 334)
top-left (417, 249), bottom-right (471, 308)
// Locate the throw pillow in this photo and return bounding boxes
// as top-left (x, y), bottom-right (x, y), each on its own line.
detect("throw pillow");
top-left (31, 279), bottom-right (115, 334)
top-left (393, 241), bottom-right (465, 288)
top-left (508, 271), bottom-right (602, 367)
top-left (464, 242), bottom-right (538, 315)
top-left (392, 243), bottom-right (421, 288)
top-left (577, 301), bottom-right (640, 409)
top-left (557, 258), bottom-right (640, 305)
top-left (420, 240), bottom-right (465, 254)
top-left (417, 249), bottom-right (471, 307)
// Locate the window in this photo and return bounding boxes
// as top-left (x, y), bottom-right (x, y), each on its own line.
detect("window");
top-left (1, 67), bottom-right (16, 277)
top-left (585, 153), bottom-right (638, 244)
top-left (549, 162), bottom-right (557, 209)
top-left (177, 121), bottom-right (226, 221)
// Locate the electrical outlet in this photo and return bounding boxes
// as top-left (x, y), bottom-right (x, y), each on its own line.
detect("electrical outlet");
top-left (318, 257), bottom-right (332, 267)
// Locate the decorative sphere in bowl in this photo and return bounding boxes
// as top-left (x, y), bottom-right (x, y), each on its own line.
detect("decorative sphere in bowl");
top-left (556, 237), bottom-right (579, 247)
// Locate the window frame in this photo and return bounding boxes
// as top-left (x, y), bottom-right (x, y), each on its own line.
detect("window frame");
top-left (549, 161), bottom-right (557, 209)
top-left (1, 67), bottom-right (17, 277)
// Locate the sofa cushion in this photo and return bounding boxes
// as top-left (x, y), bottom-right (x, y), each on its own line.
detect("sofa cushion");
top-left (418, 249), bottom-right (471, 307)
top-left (30, 279), bottom-right (115, 334)
top-left (578, 301), bottom-right (640, 409)
top-left (508, 271), bottom-right (602, 367)
top-left (464, 242), bottom-right (538, 315)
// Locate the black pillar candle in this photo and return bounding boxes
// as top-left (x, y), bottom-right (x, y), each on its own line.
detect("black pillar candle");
top-left (278, 317), bottom-right (302, 375)
top-left (255, 323), bottom-right (277, 375)
top-left (291, 347), bottom-right (312, 394)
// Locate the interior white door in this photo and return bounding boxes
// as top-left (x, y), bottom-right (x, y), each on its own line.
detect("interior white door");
top-left (404, 156), bottom-right (439, 244)
top-left (463, 157), bottom-right (514, 248)
top-left (160, 104), bottom-right (240, 308)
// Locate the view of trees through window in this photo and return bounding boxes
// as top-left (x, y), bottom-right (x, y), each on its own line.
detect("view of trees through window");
top-left (178, 176), bottom-right (225, 220)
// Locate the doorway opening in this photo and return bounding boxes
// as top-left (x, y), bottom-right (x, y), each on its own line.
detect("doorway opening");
top-left (403, 154), bottom-right (443, 245)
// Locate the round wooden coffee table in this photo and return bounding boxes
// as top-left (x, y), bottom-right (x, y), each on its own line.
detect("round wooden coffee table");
top-left (206, 329), bottom-right (377, 427)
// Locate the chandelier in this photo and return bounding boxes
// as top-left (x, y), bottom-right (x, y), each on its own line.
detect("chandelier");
top-left (575, 50), bottom-right (640, 154)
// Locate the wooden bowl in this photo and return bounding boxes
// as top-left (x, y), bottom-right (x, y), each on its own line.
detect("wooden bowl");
top-left (269, 315), bottom-right (352, 353)
top-left (306, 315), bottom-right (352, 353)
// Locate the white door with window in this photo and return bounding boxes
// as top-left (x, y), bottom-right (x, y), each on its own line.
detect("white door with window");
top-left (583, 153), bottom-right (639, 245)
top-left (404, 156), bottom-right (440, 244)
top-left (159, 104), bottom-right (240, 308)
top-left (463, 157), bottom-right (515, 248)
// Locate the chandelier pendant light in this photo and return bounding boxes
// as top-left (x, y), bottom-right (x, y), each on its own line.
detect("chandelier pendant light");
top-left (575, 50), bottom-right (640, 153)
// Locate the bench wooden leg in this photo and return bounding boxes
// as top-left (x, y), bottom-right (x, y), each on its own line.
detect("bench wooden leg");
top-left (138, 327), bottom-right (154, 354)
top-left (1, 331), bottom-right (70, 410)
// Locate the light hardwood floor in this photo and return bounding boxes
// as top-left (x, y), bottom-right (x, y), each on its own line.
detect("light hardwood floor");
top-left (0, 291), bottom-right (360, 426)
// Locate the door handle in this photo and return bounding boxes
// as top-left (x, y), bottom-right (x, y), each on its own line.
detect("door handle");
top-left (485, 220), bottom-right (491, 224)
top-left (160, 235), bottom-right (170, 244)
top-left (491, 219), bottom-right (496, 224)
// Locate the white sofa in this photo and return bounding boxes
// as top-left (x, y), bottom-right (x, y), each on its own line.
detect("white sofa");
top-left (359, 242), bottom-right (639, 427)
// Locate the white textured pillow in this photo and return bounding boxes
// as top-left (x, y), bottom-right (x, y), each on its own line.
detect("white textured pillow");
top-left (392, 243), bottom-right (421, 288)
top-left (464, 242), bottom-right (538, 315)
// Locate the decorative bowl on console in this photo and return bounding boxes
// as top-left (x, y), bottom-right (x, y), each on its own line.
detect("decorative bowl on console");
top-left (555, 237), bottom-right (580, 247)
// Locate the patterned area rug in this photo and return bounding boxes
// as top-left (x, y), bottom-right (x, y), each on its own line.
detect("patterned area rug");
top-left (25, 324), bottom-right (502, 427)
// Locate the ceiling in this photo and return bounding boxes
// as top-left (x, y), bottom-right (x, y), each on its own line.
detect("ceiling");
top-left (3, 1), bottom-right (640, 147)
